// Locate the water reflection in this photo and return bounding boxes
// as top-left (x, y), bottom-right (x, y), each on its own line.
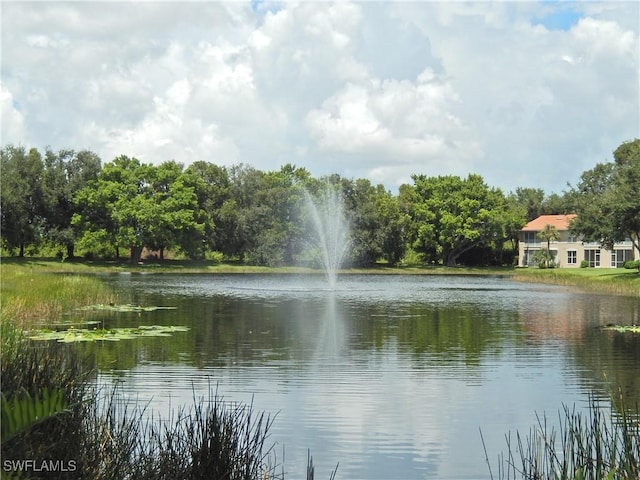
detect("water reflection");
top-left (83, 274), bottom-right (640, 479)
top-left (314, 293), bottom-right (347, 359)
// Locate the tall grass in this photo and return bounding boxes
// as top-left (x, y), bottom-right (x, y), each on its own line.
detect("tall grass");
top-left (485, 395), bottom-right (640, 479)
top-left (512, 268), bottom-right (640, 297)
top-left (1, 322), bottom-right (93, 476)
top-left (77, 387), bottom-right (278, 480)
top-left (1, 323), bottom-right (333, 479)
top-left (0, 264), bottom-right (119, 327)
top-left (1, 325), bottom-right (274, 479)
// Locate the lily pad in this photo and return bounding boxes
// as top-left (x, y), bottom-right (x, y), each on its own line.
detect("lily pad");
top-left (28, 325), bottom-right (189, 343)
top-left (601, 325), bottom-right (640, 334)
top-left (36, 320), bottom-right (103, 329)
top-left (76, 304), bottom-right (177, 313)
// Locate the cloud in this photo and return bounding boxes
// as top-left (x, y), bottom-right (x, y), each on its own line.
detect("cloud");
top-left (305, 71), bottom-right (479, 181)
top-left (1, 83), bottom-right (27, 143)
top-left (1, 1), bottom-right (637, 194)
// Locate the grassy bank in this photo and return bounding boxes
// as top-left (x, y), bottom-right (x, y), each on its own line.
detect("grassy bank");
top-left (2, 259), bottom-right (638, 325)
top-left (512, 267), bottom-right (640, 297)
top-left (0, 265), bottom-right (328, 479)
top-left (0, 263), bottom-right (120, 328)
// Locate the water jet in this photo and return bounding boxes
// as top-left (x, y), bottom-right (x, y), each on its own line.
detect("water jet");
top-left (304, 186), bottom-right (350, 289)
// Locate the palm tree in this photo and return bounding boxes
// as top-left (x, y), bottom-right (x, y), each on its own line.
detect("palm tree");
top-left (537, 224), bottom-right (560, 267)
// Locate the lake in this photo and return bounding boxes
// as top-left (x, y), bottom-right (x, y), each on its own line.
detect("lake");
top-left (87, 273), bottom-right (639, 479)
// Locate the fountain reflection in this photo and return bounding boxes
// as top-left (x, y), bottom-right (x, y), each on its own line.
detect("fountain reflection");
top-left (314, 292), bottom-right (347, 360)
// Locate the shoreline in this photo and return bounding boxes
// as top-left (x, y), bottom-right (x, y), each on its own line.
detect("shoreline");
top-left (2, 257), bottom-right (638, 298)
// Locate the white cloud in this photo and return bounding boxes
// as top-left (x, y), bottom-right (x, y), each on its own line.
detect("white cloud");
top-left (1, 83), bottom-right (27, 144)
top-left (305, 72), bottom-right (476, 170)
top-left (1, 1), bottom-right (637, 193)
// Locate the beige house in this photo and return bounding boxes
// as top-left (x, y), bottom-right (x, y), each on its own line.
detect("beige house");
top-left (518, 214), bottom-right (637, 268)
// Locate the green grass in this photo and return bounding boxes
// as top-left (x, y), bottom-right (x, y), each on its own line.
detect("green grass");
top-left (0, 262), bottom-right (120, 328)
top-left (1, 256), bottom-right (517, 275)
top-left (512, 267), bottom-right (640, 297)
top-left (2, 259), bottom-right (637, 326)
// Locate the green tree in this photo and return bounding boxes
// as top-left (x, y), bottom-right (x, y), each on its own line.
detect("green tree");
top-left (406, 174), bottom-right (514, 266)
top-left (73, 156), bottom-right (203, 262)
top-left (511, 187), bottom-right (545, 222)
top-left (41, 148), bottom-right (101, 258)
top-left (74, 155), bottom-right (150, 261)
top-left (186, 161), bottom-right (230, 254)
top-left (374, 184), bottom-right (408, 266)
top-left (0, 146), bottom-right (45, 256)
top-left (570, 139), bottom-right (640, 263)
top-left (340, 177), bottom-right (383, 267)
top-left (243, 164), bottom-right (309, 266)
top-left (222, 164), bottom-right (265, 262)
top-left (146, 160), bottom-right (205, 259)
top-left (541, 192), bottom-right (573, 215)
top-left (209, 163), bottom-right (309, 266)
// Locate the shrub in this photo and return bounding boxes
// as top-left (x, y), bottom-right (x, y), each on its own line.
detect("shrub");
top-left (580, 260), bottom-right (589, 268)
top-left (624, 259), bottom-right (640, 270)
top-left (532, 249), bottom-right (555, 269)
top-left (205, 250), bottom-right (225, 263)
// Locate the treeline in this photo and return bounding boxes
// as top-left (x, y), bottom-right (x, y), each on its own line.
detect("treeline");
top-left (1, 139), bottom-right (638, 267)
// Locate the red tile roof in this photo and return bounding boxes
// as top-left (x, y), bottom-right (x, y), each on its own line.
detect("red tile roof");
top-left (522, 214), bottom-right (577, 232)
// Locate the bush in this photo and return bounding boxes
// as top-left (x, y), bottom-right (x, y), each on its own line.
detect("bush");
top-left (205, 250), bottom-right (225, 263)
top-left (580, 260), bottom-right (589, 268)
top-left (624, 259), bottom-right (640, 270)
top-left (532, 249), bottom-right (555, 268)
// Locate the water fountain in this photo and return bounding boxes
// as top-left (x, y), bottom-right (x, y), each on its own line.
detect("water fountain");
top-left (304, 186), bottom-right (351, 289)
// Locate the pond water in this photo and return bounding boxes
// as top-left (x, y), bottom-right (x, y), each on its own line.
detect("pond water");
top-left (86, 273), bottom-right (639, 480)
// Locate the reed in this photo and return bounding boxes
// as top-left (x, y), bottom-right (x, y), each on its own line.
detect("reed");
top-left (1, 324), bottom-right (332, 479)
top-left (75, 386), bottom-right (278, 480)
top-left (1, 322), bottom-right (93, 474)
top-left (0, 263), bottom-right (119, 328)
top-left (484, 395), bottom-right (640, 479)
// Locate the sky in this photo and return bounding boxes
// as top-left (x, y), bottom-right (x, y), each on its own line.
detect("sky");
top-left (1, 1), bottom-right (638, 195)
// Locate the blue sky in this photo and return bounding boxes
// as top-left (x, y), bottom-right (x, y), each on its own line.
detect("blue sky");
top-left (1, 1), bottom-right (638, 194)
top-left (534, 7), bottom-right (583, 30)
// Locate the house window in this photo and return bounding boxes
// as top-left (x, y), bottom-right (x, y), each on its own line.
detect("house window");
top-left (611, 249), bottom-right (632, 268)
top-left (523, 231), bottom-right (539, 244)
top-left (568, 235), bottom-right (577, 243)
top-left (567, 250), bottom-right (577, 265)
top-left (523, 249), bottom-right (538, 266)
top-left (584, 249), bottom-right (600, 267)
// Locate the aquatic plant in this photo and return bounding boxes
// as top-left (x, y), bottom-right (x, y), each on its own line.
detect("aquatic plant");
top-left (1, 322), bottom-right (334, 479)
top-left (0, 264), bottom-right (120, 327)
top-left (1, 388), bottom-right (68, 444)
top-left (484, 395), bottom-right (640, 479)
top-left (78, 386), bottom-right (278, 480)
top-left (601, 325), bottom-right (640, 334)
top-left (1, 322), bottom-right (92, 473)
top-left (76, 304), bottom-right (178, 313)
top-left (28, 325), bottom-right (190, 343)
